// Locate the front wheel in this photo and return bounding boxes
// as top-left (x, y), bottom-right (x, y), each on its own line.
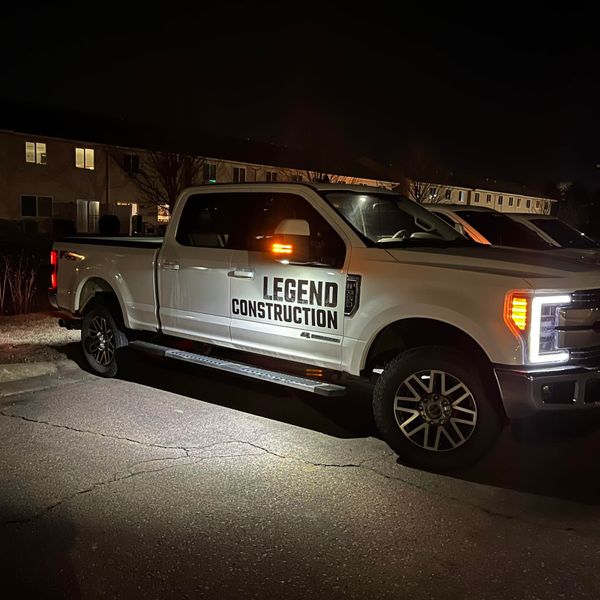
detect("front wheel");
top-left (373, 346), bottom-right (503, 471)
top-left (81, 299), bottom-right (128, 377)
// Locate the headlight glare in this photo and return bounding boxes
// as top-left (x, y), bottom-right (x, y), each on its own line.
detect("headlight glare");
top-left (528, 295), bottom-right (571, 364)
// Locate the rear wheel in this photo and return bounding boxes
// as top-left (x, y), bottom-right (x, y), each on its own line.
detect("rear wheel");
top-left (81, 299), bottom-right (128, 377)
top-left (373, 346), bottom-right (502, 471)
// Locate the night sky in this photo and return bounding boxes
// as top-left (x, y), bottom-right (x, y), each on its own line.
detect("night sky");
top-left (2, 2), bottom-right (599, 188)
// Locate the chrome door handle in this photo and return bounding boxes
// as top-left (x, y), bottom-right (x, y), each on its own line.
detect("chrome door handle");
top-left (229, 269), bottom-right (254, 279)
top-left (161, 261), bottom-right (180, 271)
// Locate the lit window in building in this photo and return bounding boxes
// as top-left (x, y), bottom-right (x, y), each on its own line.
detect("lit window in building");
top-left (430, 187), bottom-right (437, 198)
top-left (233, 166), bottom-right (246, 183)
top-left (158, 205), bottom-right (170, 224)
top-left (21, 195), bottom-right (53, 217)
top-left (76, 199), bottom-right (99, 232)
top-left (75, 147), bottom-right (95, 170)
top-left (457, 190), bottom-right (464, 202)
top-left (25, 141), bottom-right (47, 164)
top-left (203, 163), bottom-right (217, 182)
top-left (445, 189), bottom-right (451, 200)
top-left (266, 171), bottom-right (278, 182)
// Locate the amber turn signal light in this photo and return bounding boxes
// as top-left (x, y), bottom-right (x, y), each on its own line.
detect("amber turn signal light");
top-left (504, 292), bottom-right (528, 337)
top-left (271, 242), bottom-right (293, 255)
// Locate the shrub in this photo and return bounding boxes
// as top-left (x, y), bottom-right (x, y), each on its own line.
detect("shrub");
top-left (0, 255), bottom-right (9, 314)
top-left (0, 253), bottom-right (39, 315)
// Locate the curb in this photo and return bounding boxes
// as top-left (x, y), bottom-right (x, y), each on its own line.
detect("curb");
top-left (0, 362), bottom-right (57, 384)
top-left (0, 360), bottom-right (91, 402)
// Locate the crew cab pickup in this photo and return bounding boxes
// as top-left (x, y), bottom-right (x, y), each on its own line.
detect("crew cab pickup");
top-left (49, 183), bottom-right (600, 470)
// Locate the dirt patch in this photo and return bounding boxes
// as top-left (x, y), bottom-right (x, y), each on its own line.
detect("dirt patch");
top-left (0, 313), bottom-right (80, 364)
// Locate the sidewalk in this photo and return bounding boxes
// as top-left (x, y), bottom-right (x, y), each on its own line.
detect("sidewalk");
top-left (0, 313), bottom-right (81, 386)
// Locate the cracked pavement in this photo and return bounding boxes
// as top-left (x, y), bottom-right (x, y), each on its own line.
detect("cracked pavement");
top-left (2, 352), bottom-right (600, 598)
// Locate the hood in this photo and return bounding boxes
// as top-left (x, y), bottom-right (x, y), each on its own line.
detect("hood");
top-left (384, 245), bottom-right (600, 285)
top-left (554, 247), bottom-right (600, 264)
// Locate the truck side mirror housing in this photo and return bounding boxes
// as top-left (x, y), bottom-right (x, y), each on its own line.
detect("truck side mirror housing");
top-left (269, 219), bottom-right (311, 262)
top-left (274, 219), bottom-right (310, 237)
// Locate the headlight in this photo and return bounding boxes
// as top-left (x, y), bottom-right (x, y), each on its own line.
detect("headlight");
top-left (505, 292), bottom-right (571, 364)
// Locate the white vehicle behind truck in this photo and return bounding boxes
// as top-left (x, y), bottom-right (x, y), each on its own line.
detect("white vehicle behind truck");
top-left (50, 183), bottom-right (600, 470)
top-left (506, 213), bottom-right (600, 257)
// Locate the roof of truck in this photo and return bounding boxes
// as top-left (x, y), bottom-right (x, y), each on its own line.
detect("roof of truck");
top-left (183, 182), bottom-right (402, 195)
top-left (309, 183), bottom-right (399, 193)
top-left (502, 212), bottom-right (557, 221)
top-left (427, 204), bottom-right (498, 213)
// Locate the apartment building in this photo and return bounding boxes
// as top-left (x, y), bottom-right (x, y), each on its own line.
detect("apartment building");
top-left (420, 183), bottom-right (555, 214)
top-left (0, 127), bottom-right (555, 238)
top-left (0, 129), bottom-right (395, 236)
top-left (0, 130), bottom-right (150, 235)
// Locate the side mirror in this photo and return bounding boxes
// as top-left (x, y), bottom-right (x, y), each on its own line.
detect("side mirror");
top-left (269, 219), bottom-right (310, 262)
top-left (274, 219), bottom-right (310, 236)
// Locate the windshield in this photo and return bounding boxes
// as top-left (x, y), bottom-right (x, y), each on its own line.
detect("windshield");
top-left (324, 192), bottom-right (472, 247)
top-left (455, 210), bottom-right (555, 250)
top-left (529, 218), bottom-right (600, 249)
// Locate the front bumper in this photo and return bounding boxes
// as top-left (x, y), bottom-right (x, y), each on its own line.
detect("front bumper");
top-left (494, 365), bottom-right (600, 419)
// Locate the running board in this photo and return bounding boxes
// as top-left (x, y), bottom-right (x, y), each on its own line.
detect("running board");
top-left (129, 340), bottom-right (346, 397)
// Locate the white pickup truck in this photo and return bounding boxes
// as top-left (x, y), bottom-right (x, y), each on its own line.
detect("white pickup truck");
top-left (49, 183), bottom-right (600, 470)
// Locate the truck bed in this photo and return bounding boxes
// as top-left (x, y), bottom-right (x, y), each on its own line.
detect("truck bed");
top-left (53, 237), bottom-right (162, 332)
top-left (61, 236), bottom-right (164, 248)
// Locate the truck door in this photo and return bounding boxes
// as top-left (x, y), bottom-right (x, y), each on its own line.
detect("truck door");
top-left (228, 191), bottom-right (349, 370)
top-left (157, 192), bottom-right (238, 345)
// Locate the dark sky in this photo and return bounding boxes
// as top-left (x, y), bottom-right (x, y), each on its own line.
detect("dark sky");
top-left (2, 1), bottom-right (599, 187)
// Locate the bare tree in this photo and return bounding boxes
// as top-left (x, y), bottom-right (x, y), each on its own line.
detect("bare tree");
top-left (114, 149), bottom-right (206, 215)
top-left (407, 180), bottom-right (441, 204)
top-left (554, 181), bottom-right (592, 227)
top-left (401, 143), bottom-right (451, 204)
top-left (305, 171), bottom-right (340, 184)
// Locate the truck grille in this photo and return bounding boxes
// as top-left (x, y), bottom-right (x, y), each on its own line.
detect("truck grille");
top-left (571, 289), bottom-right (600, 308)
top-left (559, 289), bottom-right (600, 365)
top-left (569, 347), bottom-right (600, 364)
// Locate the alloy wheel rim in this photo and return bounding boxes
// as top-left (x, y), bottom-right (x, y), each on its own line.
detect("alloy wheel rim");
top-left (86, 316), bottom-right (115, 367)
top-left (393, 369), bottom-right (477, 452)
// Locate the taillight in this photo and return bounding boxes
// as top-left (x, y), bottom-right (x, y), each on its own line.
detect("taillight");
top-left (504, 292), bottom-right (528, 337)
top-left (50, 250), bottom-right (58, 290)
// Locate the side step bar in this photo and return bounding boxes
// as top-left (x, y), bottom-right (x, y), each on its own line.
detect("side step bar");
top-left (129, 340), bottom-right (347, 397)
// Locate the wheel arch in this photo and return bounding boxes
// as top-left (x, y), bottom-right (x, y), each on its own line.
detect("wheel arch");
top-left (365, 318), bottom-right (507, 421)
top-left (364, 318), bottom-right (494, 376)
top-left (76, 277), bottom-right (128, 326)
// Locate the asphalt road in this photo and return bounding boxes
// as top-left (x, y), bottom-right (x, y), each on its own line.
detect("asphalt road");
top-left (2, 345), bottom-right (600, 599)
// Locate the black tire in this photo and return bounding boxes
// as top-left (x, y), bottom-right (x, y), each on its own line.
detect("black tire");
top-left (373, 346), bottom-right (503, 471)
top-left (81, 298), bottom-right (128, 378)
